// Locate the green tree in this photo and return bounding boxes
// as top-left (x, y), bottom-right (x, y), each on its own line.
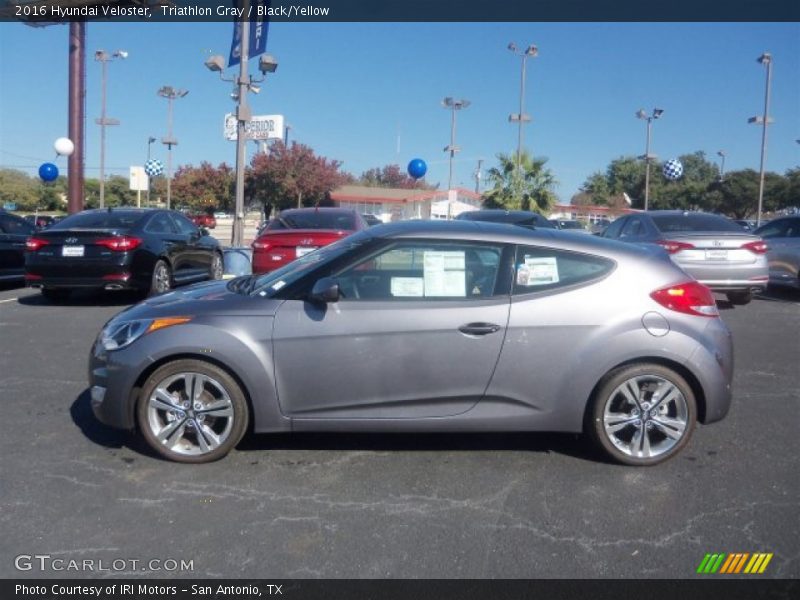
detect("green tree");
top-left (482, 151), bottom-right (557, 213)
top-left (359, 164), bottom-right (431, 189)
top-left (246, 142), bottom-right (350, 216)
top-left (171, 162), bottom-right (234, 212)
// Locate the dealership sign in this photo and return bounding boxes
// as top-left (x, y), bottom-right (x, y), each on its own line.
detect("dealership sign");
top-left (224, 114), bottom-right (284, 142)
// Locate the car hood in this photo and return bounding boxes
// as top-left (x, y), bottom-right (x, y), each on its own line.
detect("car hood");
top-left (113, 280), bottom-right (283, 322)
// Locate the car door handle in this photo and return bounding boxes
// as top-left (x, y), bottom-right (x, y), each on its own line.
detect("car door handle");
top-left (458, 322), bottom-right (501, 336)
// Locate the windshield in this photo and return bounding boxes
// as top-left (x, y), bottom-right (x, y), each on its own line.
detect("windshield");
top-left (269, 211), bottom-right (357, 231)
top-left (248, 232), bottom-right (371, 297)
top-left (651, 214), bottom-right (743, 233)
top-left (50, 211), bottom-right (145, 230)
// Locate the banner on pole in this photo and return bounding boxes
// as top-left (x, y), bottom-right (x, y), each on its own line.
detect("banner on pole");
top-left (228, 0), bottom-right (271, 68)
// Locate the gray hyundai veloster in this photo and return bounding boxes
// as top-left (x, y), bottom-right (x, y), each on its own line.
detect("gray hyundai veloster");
top-left (89, 220), bottom-right (733, 465)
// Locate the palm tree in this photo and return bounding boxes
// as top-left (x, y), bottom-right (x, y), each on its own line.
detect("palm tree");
top-left (482, 151), bottom-right (557, 213)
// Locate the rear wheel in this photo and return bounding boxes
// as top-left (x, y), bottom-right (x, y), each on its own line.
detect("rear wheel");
top-left (136, 359), bottom-right (249, 463)
top-left (41, 288), bottom-right (71, 302)
top-left (726, 290), bottom-right (752, 305)
top-left (588, 363), bottom-right (696, 466)
top-left (149, 260), bottom-right (172, 296)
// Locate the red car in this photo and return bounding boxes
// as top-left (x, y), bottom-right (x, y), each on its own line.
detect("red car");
top-left (189, 213), bottom-right (217, 229)
top-left (252, 208), bottom-right (367, 273)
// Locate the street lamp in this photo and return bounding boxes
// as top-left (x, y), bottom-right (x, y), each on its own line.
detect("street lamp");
top-left (146, 136), bottom-right (156, 206)
top-left (205, 39), bottom-right (278, 247)
top-left (94, 49), bottom-right (127, 208)
top-left (442, 97), bottom-right (470, 195)
top-left (748, 52), bottom-right (773, 227)
top-left (507, 42), bottom-right (537, 178)
top-left (157, 85), bottom-right (189, 210)
top-left (717, 150), bottom-right (727, 181)
top-left (636, 107), bottom-right (664, 211)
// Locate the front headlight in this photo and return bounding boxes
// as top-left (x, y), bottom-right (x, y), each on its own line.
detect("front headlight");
top-left (99, 317), bottom-right (192, 351)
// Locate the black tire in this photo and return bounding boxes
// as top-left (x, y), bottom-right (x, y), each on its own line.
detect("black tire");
top-left (149, 259), bottom-right (172, 296)
top-left (41, 288), bottom-right (71, 302)
top-left (136, 359), bottom-right (249, 463)
top-left (587, 363), bottom-right (696, 466)
top-left (210, 251), bottom-right (224, 281)
top-left (726, 290), bottom-right (752, 305)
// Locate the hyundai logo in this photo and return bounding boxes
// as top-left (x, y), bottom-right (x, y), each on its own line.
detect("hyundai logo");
top-left (65, 237), bottom-right (79, 244)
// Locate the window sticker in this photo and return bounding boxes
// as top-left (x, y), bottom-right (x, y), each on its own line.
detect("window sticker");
top-left (271, 280), bottom-right (287, 291)
top-left (391, 277), bottom-right (424, 297)
top-left (518, 256), bottom-right (560, 286)
top-left (423, 250), bottom-right (466, 297)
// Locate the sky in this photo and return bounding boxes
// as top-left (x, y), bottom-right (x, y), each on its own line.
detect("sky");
top-left (0, 21), bottom-right (799, 203)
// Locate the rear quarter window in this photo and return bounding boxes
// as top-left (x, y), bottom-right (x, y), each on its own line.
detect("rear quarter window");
top-left (513, 245), bottom-right (615, 295)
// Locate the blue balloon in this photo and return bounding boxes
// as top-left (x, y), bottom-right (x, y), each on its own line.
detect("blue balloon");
top-left (407, 158), bottom-right (427, 180)
top-left (39, 162), bottom-right (59, 182)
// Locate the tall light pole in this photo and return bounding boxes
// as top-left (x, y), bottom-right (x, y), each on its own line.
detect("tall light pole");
top-left (717, 150), bottom-right (727, 181)
top-left (636, 107), bottom-right (664, 211)
top-left (749, 52), bottom-right (773, 227)
top-left (205, 30), bottom-right (278, 247)
top-left (442, 97), bottom-right (470, 193)
top-left (508, 42), bottom-right (537, 178)
top-left (95, 49), bottom-right (127, 208)
top-left (157, 86), bottom-right (188, 210)
top-left (146, 136), bottom-right (156, 206)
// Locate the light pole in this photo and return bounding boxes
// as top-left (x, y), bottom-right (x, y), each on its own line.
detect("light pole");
top-left (284, 123), bottom-right (291, 146)
top-left (442, 97), bottom-right (470, 193)
top-left (157, 86), bottom-right (189, 210)
top-left (748, 52), bottom-right (773, 227)
top-left (717, 150), bottom-right (727, 181)
top-left (636, 107), bottom-right (664, 211)
top-left (95, 49), bottom-right (127, 208)
top-left (205, 44), bottom-right (278, 247)
top-left (508, 42), bottom-right (537, 178)
top-left (146, 136), bottom-right (156, 206)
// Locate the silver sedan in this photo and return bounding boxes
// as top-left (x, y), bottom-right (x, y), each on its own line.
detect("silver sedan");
top-left (755, 215), bottom-right (800, 289)
top-left (89, 221), bottom-right (733, 465)
top-left (602, 210), bottom-right (769, 305)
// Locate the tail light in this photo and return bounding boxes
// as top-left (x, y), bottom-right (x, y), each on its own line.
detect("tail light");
top-left (25, 237), bottom-right (50, 251)
top-left (655, 240), bottom-right (695, 254)
top-left (650, 281), bottom-right (719, 317)
top-left (741, 240), bottom-right (768, 254)
top-left (95, 236), bottom-right (142, 251)
top-left (252, 239), bottom-right (271, 251)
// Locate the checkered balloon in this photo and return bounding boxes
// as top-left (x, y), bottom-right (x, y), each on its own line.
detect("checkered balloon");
top-left (144, 159), bottom-right (164, 177)
top-left (662, 158), bottom-right (684, 181)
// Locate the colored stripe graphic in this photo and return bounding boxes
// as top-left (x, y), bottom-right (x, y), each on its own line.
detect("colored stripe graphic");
top-left (700, 553), bottom-right (774, 574)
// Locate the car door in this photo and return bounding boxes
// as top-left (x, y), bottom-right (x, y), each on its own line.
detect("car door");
top-left (486, 244), bottom-right (617, 426)
top-left (168, 212), bottom-right (209, 283)
top-left (272, 240), bottom-right (512, 419)
top-left (0, 213), bottom-right (34, 279)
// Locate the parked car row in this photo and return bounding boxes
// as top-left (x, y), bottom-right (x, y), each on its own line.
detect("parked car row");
top-left (90, 220), bottom-right (733, 465)
top-left (6, 208), bottom-right (224, 300)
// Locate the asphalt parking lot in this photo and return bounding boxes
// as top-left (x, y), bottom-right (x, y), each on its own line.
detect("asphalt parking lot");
top-left (0, 282), bottom-right (798, 579)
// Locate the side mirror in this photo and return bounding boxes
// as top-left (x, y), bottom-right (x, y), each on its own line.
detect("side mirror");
top-left (309, 277), bottom-right (340, 304)
top-left (199, 227), bottom-right (209, 237)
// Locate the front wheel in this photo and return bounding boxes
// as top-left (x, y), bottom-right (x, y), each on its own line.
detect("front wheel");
top-left (588, 364), bottom-right (696, 466)
top-left (149, 259), bottom-right (172, 296)
top-left (136, 359), bottom-right (249, 463)
top-left (210, 252), bottom-right (223, 281)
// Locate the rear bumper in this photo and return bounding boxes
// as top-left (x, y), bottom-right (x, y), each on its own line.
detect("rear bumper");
top-left (26, 272), bottom-right (140, 290)
top-left (678, 260), bottom-right (769, 292)
top-left (26, 255), bottom-right (147, 290)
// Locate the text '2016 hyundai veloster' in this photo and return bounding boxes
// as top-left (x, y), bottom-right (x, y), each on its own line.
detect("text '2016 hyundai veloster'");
top-left (89, 221), bottom-right (733, 465)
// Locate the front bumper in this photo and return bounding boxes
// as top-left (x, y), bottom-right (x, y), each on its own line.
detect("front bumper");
top-left (88, 341), bottom-right (152, 430)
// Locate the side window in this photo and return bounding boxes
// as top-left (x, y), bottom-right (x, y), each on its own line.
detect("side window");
top-left (334, 242), bottom-right (504, 301)
top-left (146, 212), bottom-right (177, 234)
top-left (603, 218), bottom-right (626, 239)
top-left (620, 218), bottom-right (644, 239)
top-left (171, 213), bottom-right (199, 236)
top-left (0, 215), bottom-right (34, 235)
top-left (513, 245), bottom-right (615, 295)
top-left (756, 221), bottom-right (787, 239)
